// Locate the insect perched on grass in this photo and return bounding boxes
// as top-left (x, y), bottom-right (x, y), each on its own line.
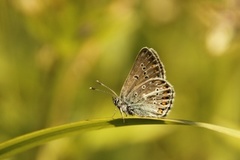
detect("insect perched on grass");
top-left (90, 47), bottom-right (175, 120)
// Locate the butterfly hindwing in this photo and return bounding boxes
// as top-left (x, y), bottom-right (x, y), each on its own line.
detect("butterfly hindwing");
top-left (125, 78), bottom-right (174, 117)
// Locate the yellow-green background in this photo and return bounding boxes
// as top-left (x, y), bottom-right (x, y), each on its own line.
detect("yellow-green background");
top-left (1, 0), bottom-right (240, 159)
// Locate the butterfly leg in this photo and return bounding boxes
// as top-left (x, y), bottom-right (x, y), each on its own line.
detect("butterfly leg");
top-left (119, 108), bottom-right (125, 123)
top-left (111, 108), bottom-right (118, 119)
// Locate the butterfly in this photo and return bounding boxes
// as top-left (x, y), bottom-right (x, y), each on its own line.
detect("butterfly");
top-left (90, 47), bottom-right (175, 119)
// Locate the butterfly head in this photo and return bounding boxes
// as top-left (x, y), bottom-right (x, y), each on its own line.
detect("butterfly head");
top-left (112, 97), bottom-right (123, 110)
top-left (112, 96), bottom-right (130, 117)
top-left (112, 97), bottom-right (119, 106)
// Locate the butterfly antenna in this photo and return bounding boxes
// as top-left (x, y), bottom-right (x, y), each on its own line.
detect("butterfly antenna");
top-left (89, 80), bottom-right (118, 97)
top-left (95, 80), bottom-right (118, 97)
top-left (89, 87), bottom-right (113, 96)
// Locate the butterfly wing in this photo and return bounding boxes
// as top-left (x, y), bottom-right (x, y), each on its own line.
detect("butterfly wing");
top-left (120, 47), bottom-right (166, 98)
top-left (126, 78), bottom-right (175, 117)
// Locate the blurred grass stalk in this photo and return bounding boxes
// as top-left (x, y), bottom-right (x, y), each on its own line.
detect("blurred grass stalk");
top-left (0, 118), bottom-right (240, 159)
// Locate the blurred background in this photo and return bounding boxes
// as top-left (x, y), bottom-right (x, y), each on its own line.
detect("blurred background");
top-left (1, 0), bottom-right (240, 159)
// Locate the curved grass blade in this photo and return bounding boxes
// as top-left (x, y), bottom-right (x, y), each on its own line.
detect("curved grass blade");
top-left (0, 118), bottom-right (239, 159)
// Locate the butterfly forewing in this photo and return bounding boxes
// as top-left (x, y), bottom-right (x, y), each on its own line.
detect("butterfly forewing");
top-left (120, 47), bottom-right (166, 98)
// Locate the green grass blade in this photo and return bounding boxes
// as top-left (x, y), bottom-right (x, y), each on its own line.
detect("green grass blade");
top-left (0, 118), bottom-right (239, 159)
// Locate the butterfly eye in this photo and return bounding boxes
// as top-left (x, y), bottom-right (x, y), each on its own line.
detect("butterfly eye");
top-left (155, 88), bottom-right (160, 91)
top-left (113, 98), bottom-right (119, 106)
